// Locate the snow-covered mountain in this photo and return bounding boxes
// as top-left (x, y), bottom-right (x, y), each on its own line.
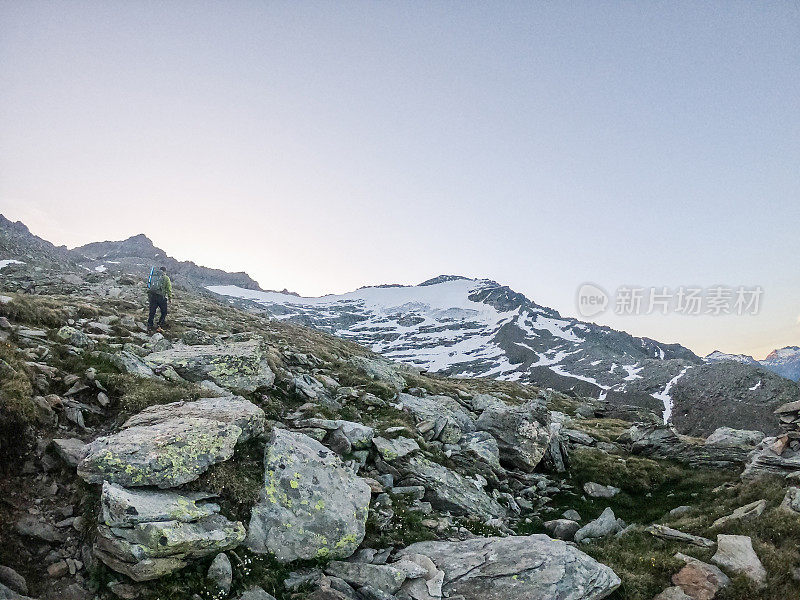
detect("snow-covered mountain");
top-left (209, 275), bottom-right (798, 434)
top-left (761, 346), bottom-right (800, 382)
top-left (704, 350), bottom-right (758, 364)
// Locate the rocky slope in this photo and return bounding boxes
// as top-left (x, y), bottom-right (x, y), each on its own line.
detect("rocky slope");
top-left (209, 278), bottom-right (798, 436)
top-left (0, 222), bottom-right (799, 600)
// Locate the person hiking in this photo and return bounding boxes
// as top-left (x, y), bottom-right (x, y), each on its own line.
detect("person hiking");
top-left (147, 266), bottom-right (172, 333)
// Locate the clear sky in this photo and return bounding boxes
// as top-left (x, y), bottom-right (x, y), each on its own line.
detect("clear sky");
top-left (1, 1), bottom-right (798, 359)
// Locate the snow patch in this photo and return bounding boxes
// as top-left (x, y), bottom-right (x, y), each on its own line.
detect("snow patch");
top-left (652, 367), bottom-right (691, 424)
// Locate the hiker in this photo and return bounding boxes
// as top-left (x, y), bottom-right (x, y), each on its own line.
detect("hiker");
top-left (147, 266), bottom-right (172, 333)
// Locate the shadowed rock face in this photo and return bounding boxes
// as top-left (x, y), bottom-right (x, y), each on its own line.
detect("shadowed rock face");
top-left (399, 535), bottom-right (621, 600)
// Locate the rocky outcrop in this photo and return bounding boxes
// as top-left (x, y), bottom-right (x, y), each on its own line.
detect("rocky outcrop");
top-left (628, 426), bottom-right (750, 469)
top-left (475, 400), bottom-right (551, 471)
top-left (246, 429), bottom-right (371, 562)
top-left (79, 397), bottom-right (263, 487)
top-left (398, 535), bottom-right (621, 600)
top-left (348, 356), bottom-right (406, 391)
top-left (144, 340), bottom-right (275, 392)
top-left (399, 455), bottom-right (505, 519)
top-left (742, 435), bottom-right (800, 479)
top-left (122, 395), bottom-right (266, 442)
top-left (94, 482), bottom-right (244, 581)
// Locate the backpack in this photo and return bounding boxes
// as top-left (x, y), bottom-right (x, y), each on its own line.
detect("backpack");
top-left (147, 267), bottom-right (168, 297)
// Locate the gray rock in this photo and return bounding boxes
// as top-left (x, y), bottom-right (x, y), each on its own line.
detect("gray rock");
top-left (399, 393), bottom-right (475, 437)
top-left (238, 588), bottom-right (277, 600)
top-left (57, 326), bottom-right (92, 348)
top-left (50, 438), bottom-right (88, 467)
top-left (94, 514), bottom-right (245, 581)
top-left (0, 582), bottom-right (35, 600)
top-left (711, 499), bottom-right (766, 528)
top-left (15, 516), bottom-right (65, 543)
top-left (247, 429), bottom-right (371, 562)
top-left (0, 566), bottom-right (27, 595)
top-left (108, 351), bottom-right (156, 378)
top-left (574, 507), bottom-right (621, 543)
top-left (372, 436), bottom-right (419, 461)
top-left (563, 509), bottom-right (582, 521)
top-left (145, 340), bottom-right (275, 392)
top-left (475, 400), bottom-right (551, 472)
top-left (646, 525), bottom-right (714, 548)
top-left (461, 431), bottom-right (502, 471)
top-left (401, 455), bottom-right (505, 519)
top-left (705, 427), bottom-right (764, 447)
top-left (742, 435), bottom-right (800, 479)
top-left (711, 534), bottom-right (767, 589)
top-left (348, 356), bottom-right (406, 391)
top-left (780, 486), bottom-right (800, 513)
top-left (583, 482), bottom-right (620, 499)
top-left (297, 419), bottom-right (374, 449)
top-left (653, 586), bottom-right (693, 600)
top-left (208, 553), bottom-right (233, 595)
top-left (101, 481), bottom-right (219, 527)
top-left (398, 535), bottom-right (620, 600)
top-left (78, 417), bottom-right (242, 488)
top-left (325, 562), bottom-right (406, 595)
top-left (544, 519), bottom-right (580, 541)
top-left (122, 396), bottom-right (266, 442)
top-left (630, 426), bottom-right (750, 470)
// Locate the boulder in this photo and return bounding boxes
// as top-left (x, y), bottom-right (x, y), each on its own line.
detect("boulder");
top-left (460, 431), bottom-right (502, 472)
top-left (399, 393), bottom-right (475, 440)
top-left (705, 427), bottom-right (764, 447)
top-left (100, 481), bottom-right (219, 527)
top-left (670, 553), bottom-right (729, 600)
top-left (544, 519), bottom-right (580, 541)
top-left (108, 351), bottom-right (156, 378)
top-left (400, 455), bottom-right (505, 519)
top-left (122, 396), bottom-right (266, 442)
top-left (0, 567), bottom-right (26, 596)
top-left (247, 429), bottom-right (371, 562)
top-left (348, 356), bottom-right (406, 391)
top-left (711, 535), bottom-right (767, 589)
top-left (475, 400), bottom-right (551, 472)
top-left (780, 486), bottom-right (800, 513)
top-left (574, 507), bottom-right (621, 543)
top-left (742, 435), bottom-right (800, 479)
top-left (50, 438), bottom-right (88, 467)
top-left (57, 326), bottom-right (92, 348)
top-left (208, 553), bottom-right (233, 595)
top-left (94, 514), bottom-right (245, 582)
top-left (583, 482), bottom-right (620, 499)
top-left (630, 426), bottom-right (750, 470)
top-left (711, 499), bottom-right (766, 528)
top-left (653, 586), bottom-right (693, 600)
top-left (372, 436), bottom-right (419, 461)
top-left (398, 535), bottom-right (620, 600)
top-left (325, 562), bottom-right (407, 595)
top-left (144, 340), bottom-right (275, 392)
top-left (296, 419), bottom-right (374, 449)
top-left (646, 525), bottom-right (714, 548)
top-left (78, 417), bottom-right (242, 488)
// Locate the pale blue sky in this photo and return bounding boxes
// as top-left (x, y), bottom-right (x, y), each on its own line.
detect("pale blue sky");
top-left (1, 1), bottom-right (798, 358)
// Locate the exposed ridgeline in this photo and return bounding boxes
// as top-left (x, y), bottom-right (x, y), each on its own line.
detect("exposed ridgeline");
top-left (0, 221), bottom-right (799, 600)
top-left (72, 233), bottom-right (262, 292)
top-left (210, 278), bottom-right (798, 436)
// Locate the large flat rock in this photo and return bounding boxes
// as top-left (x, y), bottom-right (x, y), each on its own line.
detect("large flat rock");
top-left (399, 535), bottom-right (620, 600)
top-left (78, 417), bottom-right (242, 488)
top-left (145, 340), bottom-right (275, 393)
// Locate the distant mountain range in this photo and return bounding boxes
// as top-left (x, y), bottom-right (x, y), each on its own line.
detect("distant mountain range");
top-left (208, 277), bottom-right (799, 435)
top-left (705, 347), bottom-right (800, 382)
top-left (1, 214), bottom-right (797, 436)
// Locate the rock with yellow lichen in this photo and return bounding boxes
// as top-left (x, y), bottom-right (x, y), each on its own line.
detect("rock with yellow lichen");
top-left (246, 428), bottom-right (372, 562)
